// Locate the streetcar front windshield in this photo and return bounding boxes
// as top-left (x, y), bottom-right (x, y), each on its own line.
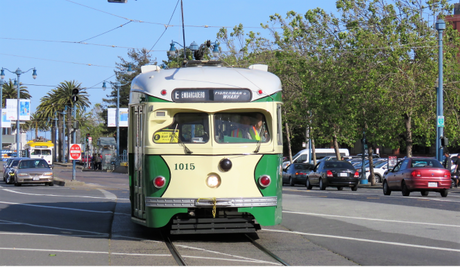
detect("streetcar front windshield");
top-left (214, 112), bottom-right (270, 143)
top-left (31, 150), bottom-right (42, 156)
top-left (153, 113), bottom-right (209, 144)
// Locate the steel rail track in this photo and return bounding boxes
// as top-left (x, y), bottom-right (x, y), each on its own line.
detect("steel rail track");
top-left (245, 234), bottom-right (290, 266)
top-left (161, 231), bottom-right (187, 266)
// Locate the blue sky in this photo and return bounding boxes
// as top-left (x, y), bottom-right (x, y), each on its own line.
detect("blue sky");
top-left (1, 0), bottom-right (337, 119)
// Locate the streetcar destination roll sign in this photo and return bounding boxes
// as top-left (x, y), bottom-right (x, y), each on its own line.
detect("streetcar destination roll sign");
top-left (172, 89), bottom-right (252, 102)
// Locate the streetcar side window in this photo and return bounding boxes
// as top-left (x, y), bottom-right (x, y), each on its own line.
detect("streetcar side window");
top-left (214, 112), bottom-right (270, 143)
top-left (153, 113), bottom-right (209, 144)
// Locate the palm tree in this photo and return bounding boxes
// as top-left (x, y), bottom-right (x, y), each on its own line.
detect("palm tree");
top-left (23, 112), bottom-right (48, 140)
top-left (36, 80), bottom-right (90, 162)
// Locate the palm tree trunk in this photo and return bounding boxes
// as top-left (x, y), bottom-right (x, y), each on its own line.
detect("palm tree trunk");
top-left (58, 114), bottom-right (63, 162)
top-left (67, 107), bottom-right (72, 162)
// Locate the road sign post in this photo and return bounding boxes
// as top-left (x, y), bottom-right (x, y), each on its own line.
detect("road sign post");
top-left (70, 144), bottom-right (81, 181)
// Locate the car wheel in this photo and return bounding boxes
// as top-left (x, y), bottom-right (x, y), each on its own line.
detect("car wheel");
top-left (421, 190), bottom-right (429, 197)
top-left (383, 181), bottom-right (391, 195)
top-left (375, 174), bottom-right (382, 183)
top-left (440, 189), bottom-right (448, 197)
top-left (337, 186), bottom-right (343, 191)
top-left (401, 181), bottom-right (410, 196)
top-left (47, 182), bottom-right (54, 186)
top-left (306, 178), bottom-right (313, 190)
top-left (319, 178), bottom-right (326, 190)
top-left (351, 184), bottom-right (358, 191)
top-left (289, 177), bottom-right (294, 186)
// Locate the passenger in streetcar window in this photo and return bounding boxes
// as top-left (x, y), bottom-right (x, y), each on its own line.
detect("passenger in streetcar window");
top-left (231, 115), bottom-right (260, 140)
top-left (254, 113), bottom-right (269, 142)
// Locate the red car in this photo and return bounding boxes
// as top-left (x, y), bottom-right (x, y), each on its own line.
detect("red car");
top-left (383, 157), bottom-right (450, 197)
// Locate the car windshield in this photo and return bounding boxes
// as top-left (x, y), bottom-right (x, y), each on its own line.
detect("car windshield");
top-left (19, 160), bottom-right (49, 169)
top-left (11, 160), bottom-right (20, 167)
top-left (375, 161), bottom-right (387, 168)
top-left (411, 159), bottom-right (443, 168)
top-left (325, 162), bottom-right (353, 168)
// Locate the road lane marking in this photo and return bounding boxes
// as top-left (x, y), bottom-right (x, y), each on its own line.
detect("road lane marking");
top-left (283, 210), bottom-right (460, 228)
top-left (0, 186), bottom-right (116, 200)
top-left (263, 228), bottom-right (460, 253)
top-left (0, 200), bottom-right (113, 214)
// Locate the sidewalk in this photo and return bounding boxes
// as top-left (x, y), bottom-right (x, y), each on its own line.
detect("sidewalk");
top-left (52, 162), bottom-right (127, 187)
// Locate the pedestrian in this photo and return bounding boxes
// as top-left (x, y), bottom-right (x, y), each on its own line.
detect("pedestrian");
top-left (96, 153), bottom-right (102, 170)
top-left (443, 151), bottom-right (452, 171)
top-left (91, 153), bottom-right (96, 170)
top-left (454, 156), bottom-right (459, 188)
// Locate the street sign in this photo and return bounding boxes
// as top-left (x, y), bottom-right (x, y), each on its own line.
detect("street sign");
top-left (69, 144), bottom-right (82, 161)
top-left (388, 156), bottom-right (397, 168)
top-left (437, 116), bottom-right (445, 127)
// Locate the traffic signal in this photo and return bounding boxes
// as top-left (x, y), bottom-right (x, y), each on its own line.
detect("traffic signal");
top-left (86, 133), bottom-right (90, 142)
top-left (440, 136), bottom-right (448, 147)
top-left (72, 88), bottom-right (79, 103)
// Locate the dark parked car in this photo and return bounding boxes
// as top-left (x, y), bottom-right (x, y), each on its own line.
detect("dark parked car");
top-left (383, 157), bottom-right (450, 197)
top-left (282, 163), bottom-right (314, 186)
top-left (3, 157), bottom-right (29, 183)
top-left (6, 158), bottom-right (53, 186)
top-left (306, 160), bottom-right (360, 191)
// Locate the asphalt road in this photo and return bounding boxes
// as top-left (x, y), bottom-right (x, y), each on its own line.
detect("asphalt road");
top-left (0, 165), bottom-right (459, 265)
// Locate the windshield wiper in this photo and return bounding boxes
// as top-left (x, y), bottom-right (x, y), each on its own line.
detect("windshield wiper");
top-left (172, 124), bottom-right (193, 154)
top-left (254, 140), bottom-right (261, 153)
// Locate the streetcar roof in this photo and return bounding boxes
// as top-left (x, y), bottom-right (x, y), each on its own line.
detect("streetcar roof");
top-left (130, 64), bottom-right (282, 102)
top-left (24, 141), bottom-right (54, 148)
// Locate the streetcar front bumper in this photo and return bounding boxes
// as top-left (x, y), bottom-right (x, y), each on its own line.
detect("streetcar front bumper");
top-left (145, 196), bottom-right (277, 208)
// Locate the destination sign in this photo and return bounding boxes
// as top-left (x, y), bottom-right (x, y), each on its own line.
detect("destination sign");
top-left (172, 89), bottom-right (252, 103)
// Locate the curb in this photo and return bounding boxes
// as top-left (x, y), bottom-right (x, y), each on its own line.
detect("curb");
top-left (52, 177), bottom-right (86, 187)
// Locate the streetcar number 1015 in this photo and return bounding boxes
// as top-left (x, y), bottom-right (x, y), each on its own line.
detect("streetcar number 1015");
top-left (175, 163), bottom-right (195, 170)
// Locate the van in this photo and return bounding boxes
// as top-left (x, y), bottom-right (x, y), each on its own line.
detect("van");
top-left (283, 148), bottom-right (350, 168)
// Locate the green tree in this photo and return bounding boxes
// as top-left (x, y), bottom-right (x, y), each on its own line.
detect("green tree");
top-left (36, 81), bottom-right (89, 162)
top-left (103, 48), bottom-right (156, 154)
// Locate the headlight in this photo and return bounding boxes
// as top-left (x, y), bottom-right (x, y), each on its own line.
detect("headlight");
top-left (18, 173), bottom-right (28, 176)
top-left (43, 172), bottom-right (53, 176)
top-left (206, 173), bottom-right (221, 188)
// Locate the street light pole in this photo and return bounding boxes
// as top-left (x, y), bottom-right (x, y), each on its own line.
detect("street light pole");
top-left (102, 65), bottom-right (133, 159)
top-left (116, 81), bottom-right (120, 158)
top-left (0, 78), bottom-right (4, 160)
top-left (0, 68), bottom-right (37, 157)
top-left (436, 19), bottom-right (445, 162)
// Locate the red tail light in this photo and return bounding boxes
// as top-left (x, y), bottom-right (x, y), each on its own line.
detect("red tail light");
top-left (445, 171), bottom-right (451, 178)
top-left (411, 171), bottom-right (421, 177)
top-left (354, 171), bottom-right (359, 178)
top-left (259, 175), bottom-right (271, 188)
top-left (153, 176), bottom-right (166, 188)
top-left (296, 172), bottom-right (306, 175)
top-left (326, 170), bottom-right (333, 177)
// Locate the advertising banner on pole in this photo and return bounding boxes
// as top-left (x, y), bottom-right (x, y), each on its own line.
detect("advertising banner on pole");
top-left (2, 110), bottom-right (11, 128)
top-left (6, 99), bottom-right (31, 121)
top-left (107, 108), bottom-right (128, 127)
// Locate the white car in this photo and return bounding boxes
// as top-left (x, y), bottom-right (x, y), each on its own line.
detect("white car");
top-left (363, 160), bottom-right (389, 183)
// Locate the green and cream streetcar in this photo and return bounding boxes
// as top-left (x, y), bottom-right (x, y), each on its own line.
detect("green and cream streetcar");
top-left (128, 61), bottom-right (283, 234)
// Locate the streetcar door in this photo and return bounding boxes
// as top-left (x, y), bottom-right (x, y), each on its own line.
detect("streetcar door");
top-left (132, 105), bottom-right (145, 219)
